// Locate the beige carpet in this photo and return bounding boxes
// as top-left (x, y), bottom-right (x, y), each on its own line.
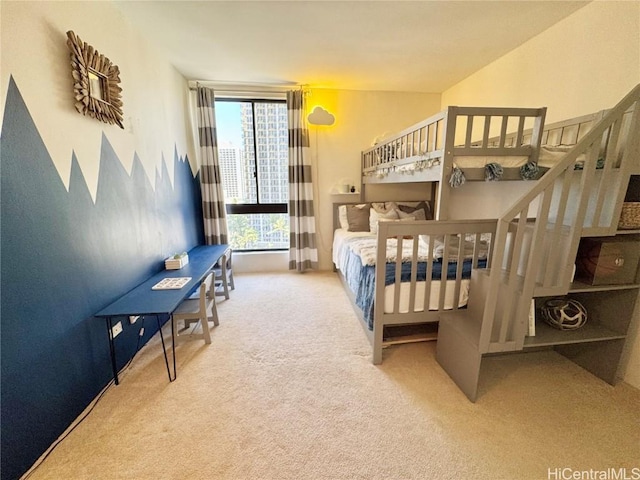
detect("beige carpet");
top-left (25, 272), bottom-right (639, 480)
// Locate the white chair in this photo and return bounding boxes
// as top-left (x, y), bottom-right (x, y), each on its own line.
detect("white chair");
top-left (172, 272), bottom-right (219, 345)
top-left (213, 247), bottom-right (234, 300)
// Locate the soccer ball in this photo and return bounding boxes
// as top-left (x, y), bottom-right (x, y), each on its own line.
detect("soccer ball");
top-left (540, 298), bottom-right (588, 331)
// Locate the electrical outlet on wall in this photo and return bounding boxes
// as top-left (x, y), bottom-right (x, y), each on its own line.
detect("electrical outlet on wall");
top-left (111, 321), bottom-right (123, 338)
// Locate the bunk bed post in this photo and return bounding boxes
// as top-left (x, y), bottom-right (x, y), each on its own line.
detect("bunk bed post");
top-left (372, 221), bottom-right (390, 364)
top-left (436, 106), bottom-right (458, 220)
top-left (360, 151), bottom-right (366, 200)
top-left (528, 108), bottom-right (547, 166)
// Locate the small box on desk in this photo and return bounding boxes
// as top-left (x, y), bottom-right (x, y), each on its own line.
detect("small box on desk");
top-left (575, 237), bottom-right (639, 286)
top-left (165, 253), bottom-right (189, 270)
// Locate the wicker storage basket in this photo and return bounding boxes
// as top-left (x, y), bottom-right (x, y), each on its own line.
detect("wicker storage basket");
top-left (618, 202), bottom-right (640, 229)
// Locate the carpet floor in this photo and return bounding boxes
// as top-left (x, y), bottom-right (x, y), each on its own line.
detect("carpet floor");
top-left (25, 272), bottom-right (640, 480)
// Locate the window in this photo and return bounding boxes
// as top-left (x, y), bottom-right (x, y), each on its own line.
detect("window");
top-left (215, 99), bottom-right (289, 251)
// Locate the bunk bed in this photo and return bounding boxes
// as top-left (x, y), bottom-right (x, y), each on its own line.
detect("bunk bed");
top-left (334, 92), bottom-right (639, 367)
top-left (359, 104), bottom-right (621, 221)
top-left (333, 210), bottom-right (496, 354)
top-left (361, 105), bottom-right (548, 219)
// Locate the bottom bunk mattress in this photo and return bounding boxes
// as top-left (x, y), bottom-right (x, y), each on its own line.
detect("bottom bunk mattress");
top-left (333, 229), bottom-right (487, 330)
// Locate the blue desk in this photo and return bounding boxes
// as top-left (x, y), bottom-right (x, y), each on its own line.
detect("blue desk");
top-left (95, 244), bottom-right (229, 384)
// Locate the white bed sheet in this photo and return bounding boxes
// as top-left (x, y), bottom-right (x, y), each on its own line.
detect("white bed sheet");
top-left (382, 278), bottom-right (468, 314)
top-left (333, 228), bottom-right (469, 314)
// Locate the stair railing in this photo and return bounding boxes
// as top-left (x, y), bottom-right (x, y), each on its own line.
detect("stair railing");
top-left (477, 84), bottom-right (640, 354)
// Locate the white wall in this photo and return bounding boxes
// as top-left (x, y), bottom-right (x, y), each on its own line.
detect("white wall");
top-left (308, 88), bottom-right (441, 271)
top-left (234, 251), bottom-right (289, 273)
top-left (0, 1), bottom-right (196, 199)
top-left (440, 0), bottom-right (640, 389)
top-left (441, 1), bottom-right (639, 119)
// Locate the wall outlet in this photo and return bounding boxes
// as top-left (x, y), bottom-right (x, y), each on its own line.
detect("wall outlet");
top-left (129, 315), bottom-right (140, 325)
top-left (111, 321), bottom-right (123, 338)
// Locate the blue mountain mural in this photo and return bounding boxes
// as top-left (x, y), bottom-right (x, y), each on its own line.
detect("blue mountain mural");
top-left (1, 77), bottom-right (204, 480)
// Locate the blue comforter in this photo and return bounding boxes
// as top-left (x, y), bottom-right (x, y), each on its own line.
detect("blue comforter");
top-left (343, 248), bottom-right (486, 329)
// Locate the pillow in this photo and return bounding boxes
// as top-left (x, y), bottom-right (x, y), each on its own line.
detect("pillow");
top-left (413, 209), bottom-right (427, 221)
top-left (370, 202), bottom-right (401, 213)
top-left (397, 201), bottom-right (433, 220)
top-left (338, 205), bottom-right (348, 230)
top-left (383, 201), bottom-right (399, 212)
top-left (346, 204), bottom-right (371, 232)
top-left (370, 208), bottom-right (399, 234)
top-left (371, 202), bottom-right (389, 213)
top-left (396, 208), bottom-right (426, 221)
top-left (539, 145), bottom-right (587, 169)
top-left (338, 204), bottom-right (367, 230)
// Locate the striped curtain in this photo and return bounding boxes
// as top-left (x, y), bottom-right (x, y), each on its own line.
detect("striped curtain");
top-left (287, 90), bottom-right (318, 271)
top-left (196, 86), bottom-right (228, 245)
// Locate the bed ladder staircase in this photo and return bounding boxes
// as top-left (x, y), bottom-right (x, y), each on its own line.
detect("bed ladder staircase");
top-left (436, 84), bottom-right (640, 401)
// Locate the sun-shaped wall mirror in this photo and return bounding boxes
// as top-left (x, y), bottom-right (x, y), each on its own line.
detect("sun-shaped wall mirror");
top-left (66, 31), bottom-right (124, 129)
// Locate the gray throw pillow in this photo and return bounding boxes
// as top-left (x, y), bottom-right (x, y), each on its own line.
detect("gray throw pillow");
top-left (398, 201), bottom-right (433, 220)
top-left (346, 204), bottom-right (371, 232)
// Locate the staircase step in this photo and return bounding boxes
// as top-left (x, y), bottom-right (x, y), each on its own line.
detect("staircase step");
top-left (439, 311), bottom-right (480, 349)
top-left (436, 311), bottom-right (483, 402)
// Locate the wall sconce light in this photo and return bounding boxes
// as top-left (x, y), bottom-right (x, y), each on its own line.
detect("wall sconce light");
top-left (307, 106), bottom-right (335, 126)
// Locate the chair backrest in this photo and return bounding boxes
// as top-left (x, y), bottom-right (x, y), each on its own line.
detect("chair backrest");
top-left (200, 272), bottom-right (215, 310)
top-left (224, 248), bottom-right (232, 270)
top-left (218, 247), bottom-right (232, 272)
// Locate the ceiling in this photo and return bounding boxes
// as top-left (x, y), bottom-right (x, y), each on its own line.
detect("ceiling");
top-left (116, 1), bottom-right (590, 93)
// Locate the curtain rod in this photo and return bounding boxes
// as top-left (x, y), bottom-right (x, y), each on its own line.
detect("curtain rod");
top-left (187, 80), bottom-right (305, 92)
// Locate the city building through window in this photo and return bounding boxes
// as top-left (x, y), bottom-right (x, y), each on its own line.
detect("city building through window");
top-left (215, 99), bottom-right (289, 251)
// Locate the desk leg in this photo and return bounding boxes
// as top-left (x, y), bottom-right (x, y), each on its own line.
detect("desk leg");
top-left (171, 314), bottom-right (177, 381)
top-left (105, 317), bottom-right (119, 385)
top-left (156, 315), bottom-right (176, 382)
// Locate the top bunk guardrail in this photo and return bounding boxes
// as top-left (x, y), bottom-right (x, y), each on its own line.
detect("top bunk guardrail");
top-left (488, 106), bottom-right (635, 170)
top-left (487, 111), bottom-right (603, 149)
top-left (361, 106), bottom-right (547, 184)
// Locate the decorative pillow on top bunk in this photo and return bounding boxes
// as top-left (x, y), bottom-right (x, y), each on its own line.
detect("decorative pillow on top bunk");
top-left (538, 145), bottom-right (604, 170)
top-left (538, 145), bottom-right (574, 168)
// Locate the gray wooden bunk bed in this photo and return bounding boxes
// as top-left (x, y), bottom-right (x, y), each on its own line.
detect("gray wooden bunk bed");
top-left (333, 86), bottom-right (640, 402)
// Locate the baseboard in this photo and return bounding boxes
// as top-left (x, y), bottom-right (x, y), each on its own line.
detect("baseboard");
top-left (234, 251), bottom-right (288, 273)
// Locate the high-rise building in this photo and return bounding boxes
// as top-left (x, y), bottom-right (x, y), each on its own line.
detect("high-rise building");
top-left (238, 102), bottom-right (289, 249)
top-left (241, 102), bottom-right (289, 204)
top-left (217, 142), bottom-right (244, 201)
